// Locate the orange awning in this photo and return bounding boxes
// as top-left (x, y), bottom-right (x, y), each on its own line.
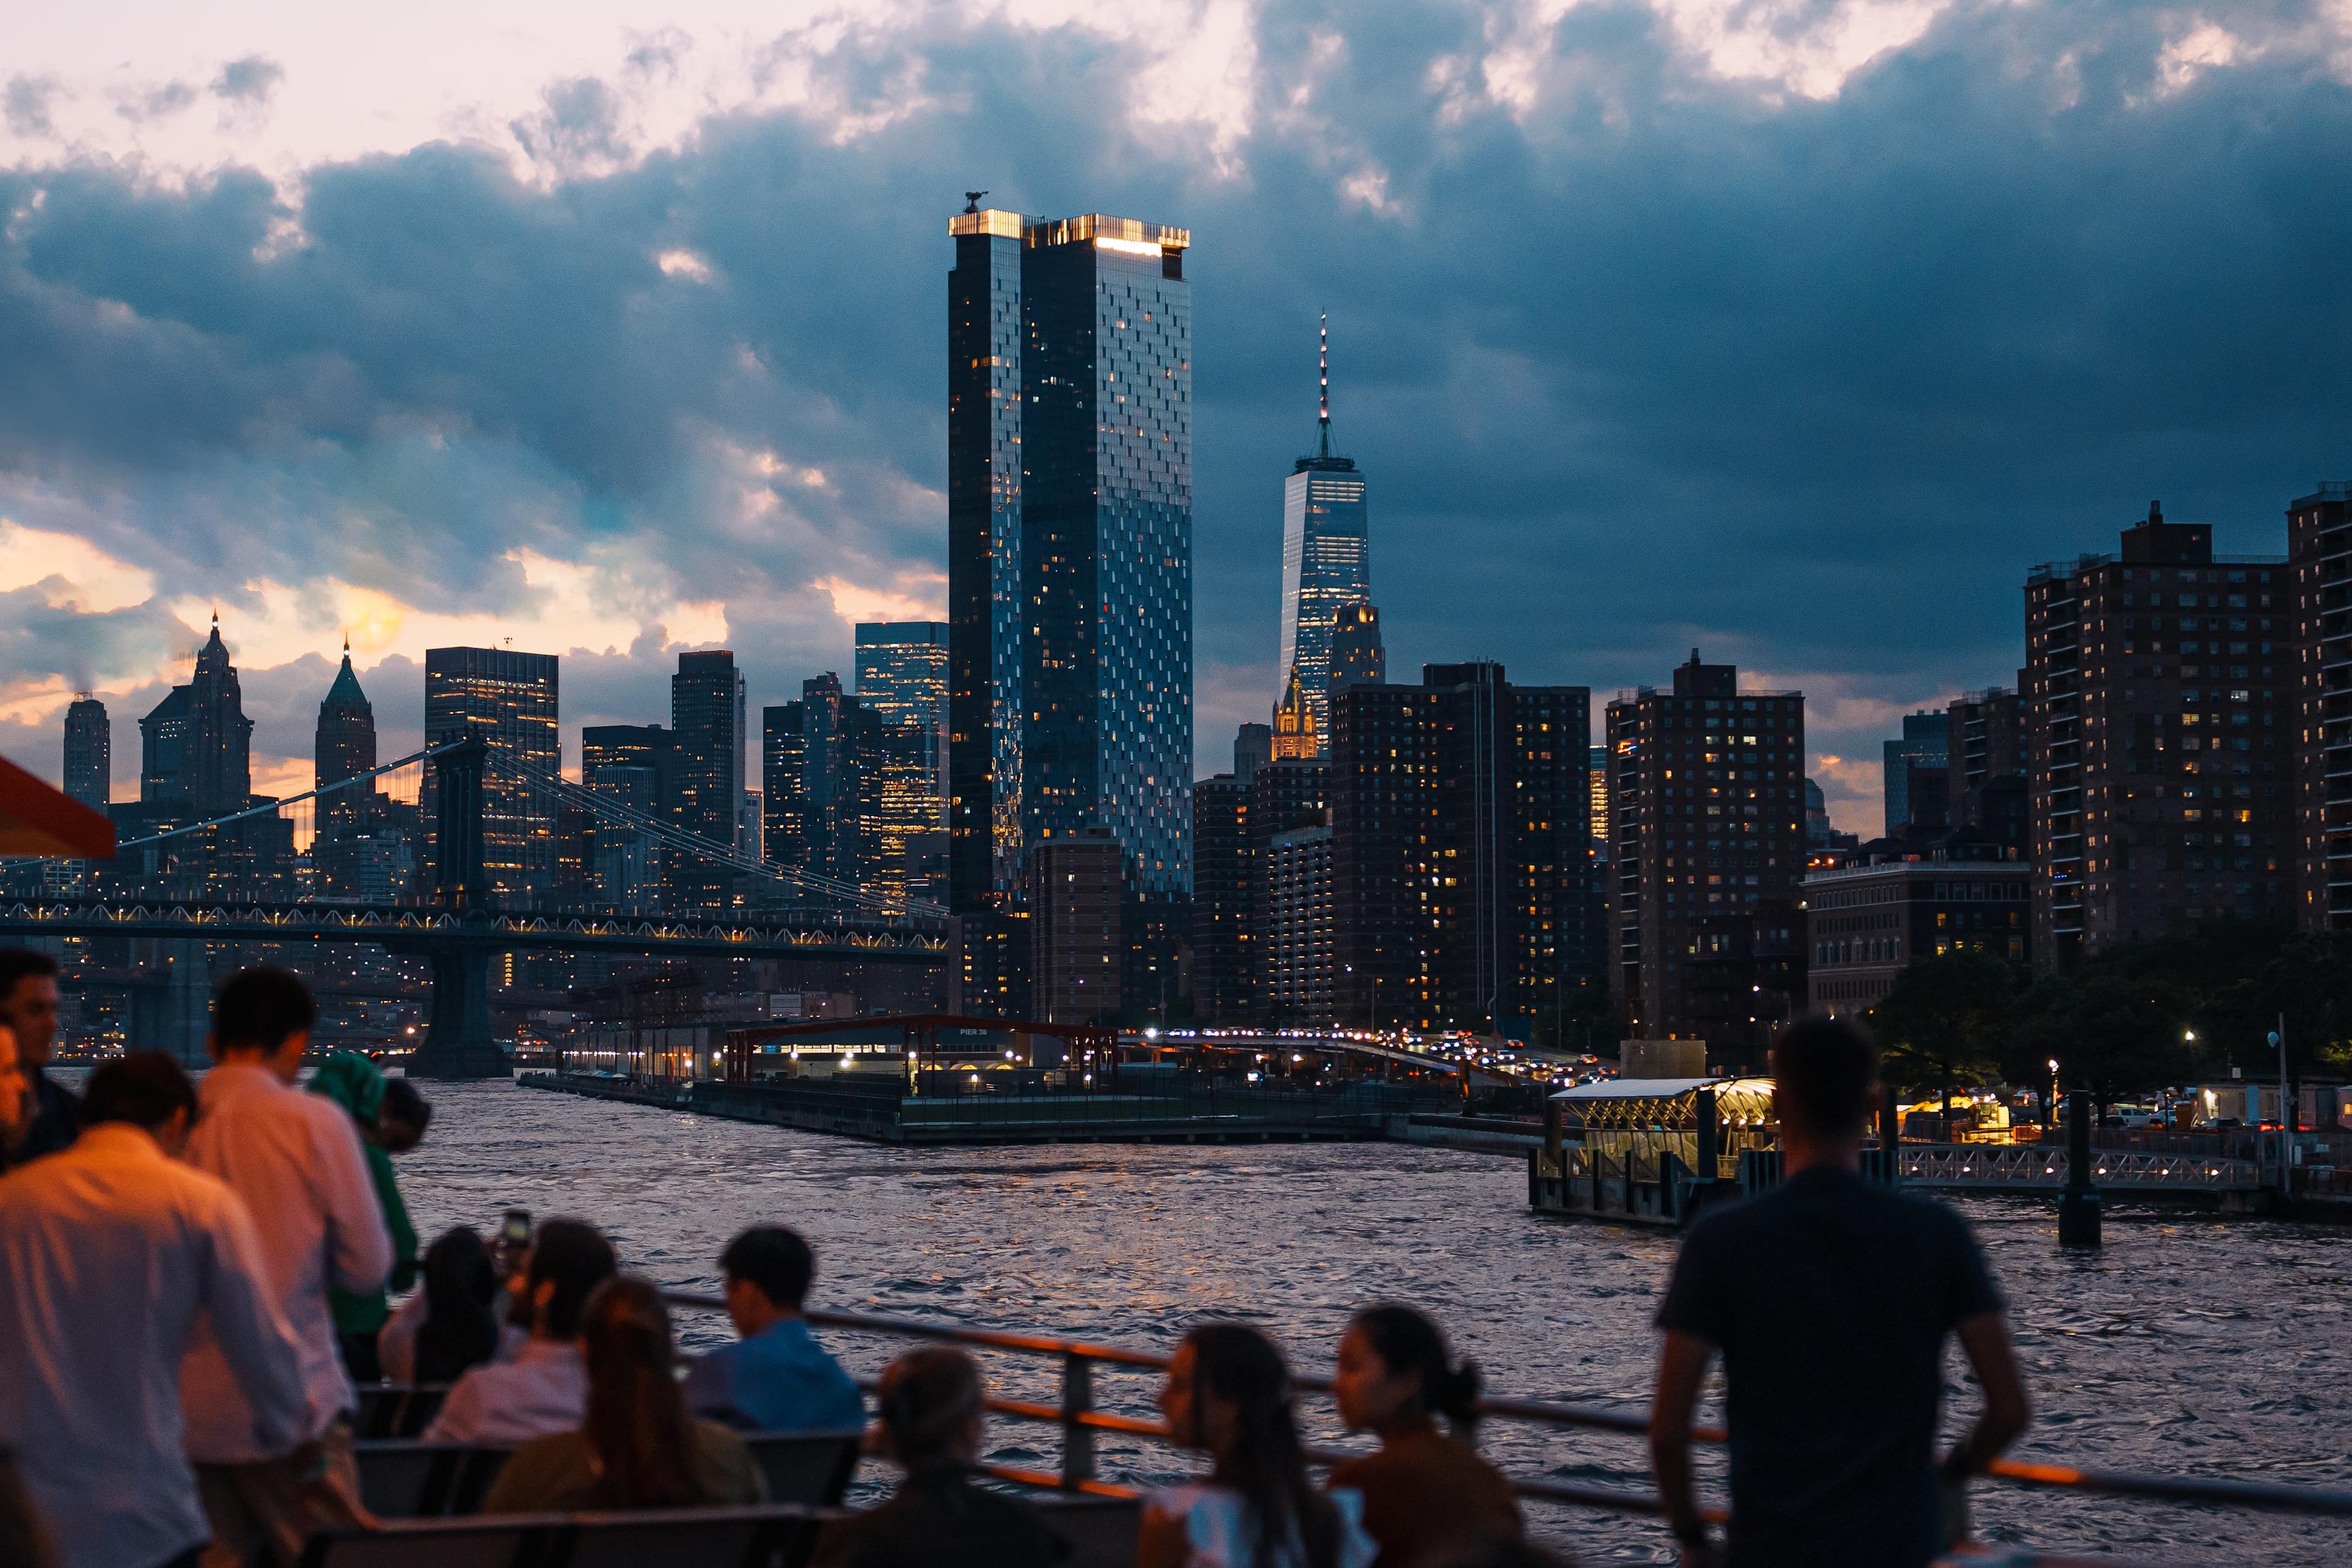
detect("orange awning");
top-left (0, 754), bottom-right (115, 858)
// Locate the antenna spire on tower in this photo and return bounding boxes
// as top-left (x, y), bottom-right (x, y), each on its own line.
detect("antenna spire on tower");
top-left (1315, 313), bottom-right (1331, 461)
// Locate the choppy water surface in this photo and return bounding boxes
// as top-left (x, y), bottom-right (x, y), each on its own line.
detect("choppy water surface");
top-left (399, 1082), bottom-right (2350, 1566)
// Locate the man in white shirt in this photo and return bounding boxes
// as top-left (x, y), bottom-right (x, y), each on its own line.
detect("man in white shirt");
top-left (181, 968), bottom-right (391, 1567)
top-left (423, 1218), bottom-right (615, 1444)
top-left (0, 1054), bottom-right (308, 1568)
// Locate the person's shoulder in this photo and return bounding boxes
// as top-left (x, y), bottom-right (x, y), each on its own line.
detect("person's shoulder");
top-left (689, 1416), bottom-right (754, 1461)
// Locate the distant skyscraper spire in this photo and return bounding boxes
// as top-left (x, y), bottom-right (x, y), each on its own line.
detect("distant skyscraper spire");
top-left (1316, 313), bottom-right (1330, 459)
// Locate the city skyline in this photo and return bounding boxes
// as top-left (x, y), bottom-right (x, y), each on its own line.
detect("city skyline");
top-left (6, 4), bottom-right (2352, 838)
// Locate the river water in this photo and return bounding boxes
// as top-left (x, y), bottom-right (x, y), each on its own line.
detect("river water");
top-left (396, 1080), bottom-right (2350, 1566)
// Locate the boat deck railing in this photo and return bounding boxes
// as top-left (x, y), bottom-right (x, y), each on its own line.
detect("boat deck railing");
top-left (660, 1294), bottom-right (2352, 1562)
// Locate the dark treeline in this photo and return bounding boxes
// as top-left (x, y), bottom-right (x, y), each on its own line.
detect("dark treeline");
top-left (1869, 921), bottom-right (2352, 1115)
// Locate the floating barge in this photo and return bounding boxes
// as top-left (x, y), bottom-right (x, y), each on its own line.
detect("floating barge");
top-left (1527, 1077), bottom-right (1784, 1227)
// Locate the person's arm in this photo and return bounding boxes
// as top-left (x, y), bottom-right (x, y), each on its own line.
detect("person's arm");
top-left (377, 1291), bottom-right (426, 1385)
top-left (1944, 1311), bottom-right (2030, 1476)
top-left (419, 1371), bottom-right (480, 1443)
top-left (1649, 1331), bottom-right (1719, 1567)
top-left (316, 1109), bottom-right (394, 1297)
top-left (197, 1186), bottom-right (311, 1455)
top-left (1133, 1501), bottom-right (1192, 1568)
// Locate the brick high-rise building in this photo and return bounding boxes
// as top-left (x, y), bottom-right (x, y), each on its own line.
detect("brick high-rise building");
top-left (2290, 482), bottom-right (2352, 930)
top-left (2024, 502), bottom-right (2291, 971)
top-left (1604, 652), bottom-right (1806, 1063)
top-left (1333, 663), bottom-right (1591, 1035)
top-left (1945, 686), bottom-right (2028, 856)
top-left (1329, 601), bottom-right (1385, 696)
top-left (1025, 830), bottom-right (1125, 1024)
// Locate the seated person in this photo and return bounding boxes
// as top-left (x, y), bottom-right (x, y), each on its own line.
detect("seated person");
top-left (424, 1219), bottom-right (615, 1444)
top-left (810, 1348), bottom-right (1067, 1568)
top-left (483, 1276), bottom-right (764, 1513)
top-left (379, 1226), bottom-right (503, 1387)
top-left (683, 1226), bottom-right (863, 1431)
top-left (1327, 1305), bottom-right (1521, 1566)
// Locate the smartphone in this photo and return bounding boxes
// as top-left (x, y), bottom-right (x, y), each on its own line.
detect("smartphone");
top-left (502, 1208), bottom-right (532, 1250)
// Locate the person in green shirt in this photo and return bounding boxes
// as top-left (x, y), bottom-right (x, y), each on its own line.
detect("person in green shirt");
top-left (307, 1054), bottom-right (426, 1382)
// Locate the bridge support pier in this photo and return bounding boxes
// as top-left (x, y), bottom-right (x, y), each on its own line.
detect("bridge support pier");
top-left (2057, 1090), bottom-right (2101, 1249)
top-left (412, 943), bottom-right (507, 1079)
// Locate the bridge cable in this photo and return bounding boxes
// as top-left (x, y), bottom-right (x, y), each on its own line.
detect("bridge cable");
top-left (111, 743), bottom-right (467, 853)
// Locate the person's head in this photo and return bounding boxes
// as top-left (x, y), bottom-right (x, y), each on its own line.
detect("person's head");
top-left (1335, 1305), bottom-right (1482, 1436)
top-left (376, 1077), bottom-right (432, 1154)
top-left (875, 1348), bottom-right (987, 1474)
top-left (0, 1023), bottom-right (25, 1153)
top-left (1771, 1013), bottom-right (1881, 1151)
top-left (578, 1275), bottom-right (703, 1507)
top-left (83, 1053), bottom-right (200, 1158)
top-left (208, 967), bottom-right (318, 1080)
top-left (415, 1227), bottom-right (503, 1383)
top-left (1159, 1324), bottom-right (1340, 1568)
top-left (0, 949), bottom-right (61, 1068)
top-left (720, 1225), bottom-right (814, 1338)
top-left (525, 1218), bottom-right (618, 1341)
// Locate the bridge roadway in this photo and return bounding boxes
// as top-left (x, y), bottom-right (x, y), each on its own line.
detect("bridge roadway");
top-left (0, 896), bottom-right (948, 962)
top-left (1146, 1030), bottom-right (1523, 1087)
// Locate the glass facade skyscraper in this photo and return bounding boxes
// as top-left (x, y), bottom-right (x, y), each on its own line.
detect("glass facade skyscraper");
top-left (947, 206), bottom-right (1194, 910)
top-left (424, 646), bottom-right (559, 909)
top-left (856, 621), bottom-right (949, 831)
top-left (1278, 317), bottom-right (1369, 755)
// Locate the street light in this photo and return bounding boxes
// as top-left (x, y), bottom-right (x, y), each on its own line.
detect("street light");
top-left (2046, 1057), bottom-right (2059, 1129)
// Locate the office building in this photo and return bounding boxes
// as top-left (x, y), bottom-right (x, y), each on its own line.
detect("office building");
top-left (1883, 710), bottom-right (1949, 839)
top-left (1945, 687), bottom-right (2028, 856)
top-left (1189, 774), bottom-right (1250, 1021)
top-left (1024, 830), bottom-right (1125, 1023)
top-left (1278, 317), bottom-right (1371, 752)
top-left (1270, 666), bottom-right (1319, 761)
top-left (1264, 823), bottom-right (1335, 1026)
top-left (2291, 482), bottom-right (2352, 930)
top-left (764, 676), bottom-right (930, 903)
top-left (424, 646), bottom-right (560, 909)
top-left (1333, 663), bottom-right (1593, 1035)
top-left (62, 695), bottom-right (108, 811)
top-left (582, 725), bottom-right (673, 913)
top-left (1328, 601), bottom-right (1386, 696)
top-left (856, 622), bottom-right (950, 832)
top-left (315, 643), bottom-right (377, 832)
top-left (1605, 652), bottom-right (1806, 1064)
top-left (2024, 502), bottom-right (2291, 970)
top-left (1250, 757), bottom-right (1329, 1023)
top-left (672, 650), bottom-right (746, 913)
top-left (1805, 846), bottom-right (2031, 1016)
top-left (141, 618), bottom-right (253, 819)
top-left (946, 205), bottom-right (1194, 922)
top-left (1234, 723), bottom-right (1272, 785)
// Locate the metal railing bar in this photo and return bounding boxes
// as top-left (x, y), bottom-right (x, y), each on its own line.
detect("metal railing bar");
top-left (660, 1294), bottom-right (2352, 1522)
top-left (980, 1462), bottom-right (1136, 1499)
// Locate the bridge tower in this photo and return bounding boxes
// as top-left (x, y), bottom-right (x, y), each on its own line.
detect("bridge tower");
top-left (412, 737), bottom-right (506, 1080)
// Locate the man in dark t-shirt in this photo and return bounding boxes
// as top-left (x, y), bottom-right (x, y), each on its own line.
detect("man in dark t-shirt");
top-left (1648, 1016), bottom-right (2030, 1568)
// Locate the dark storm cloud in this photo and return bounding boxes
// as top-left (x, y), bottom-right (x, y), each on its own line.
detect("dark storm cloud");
top-left (2, 0), bottom-right (2350, 824)
top-left (212, 56), bottom-right (285, 105)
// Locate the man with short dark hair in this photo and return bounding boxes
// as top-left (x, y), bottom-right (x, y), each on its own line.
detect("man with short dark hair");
top-left (1, 1054), bottom-right (306, 1568)
top-left (181, 968), bottom-right (390, 1568)
top-left (0, 949), bottom-right (77, 1164)
top-left (424, 1218), bottom-right (617, 1444)
top-left (1649, 1014), bottom-right (2030, 1568)
top-left (684, 1225), bottom-right (864, 1431)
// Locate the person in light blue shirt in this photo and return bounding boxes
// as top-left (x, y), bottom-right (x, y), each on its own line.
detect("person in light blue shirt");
top-left (684, 1226), bottom-right (865, 1433)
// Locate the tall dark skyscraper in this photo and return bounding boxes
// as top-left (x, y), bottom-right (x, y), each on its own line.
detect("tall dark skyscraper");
top-left (582, 724), bottom-right (674, 913)
top-left (671, 649), bottom-right (745, 913)
top-left (1333, 664), bottom-right (1590, 1035)
top-left (424, 646), bottom-right (559, 909)
top-left (1328, 601), bottom-right (1385, 696)
top-left (140, 617), bottom-right (252, 818)
top-left (1279, 316), bottom-right (1370, 755)
top-left (62, 694), bottom-right (108, 810)
top-left (2291, 482), bottom-right (2352, 930)
top-left (315, 640), bottom-right (377, 833)
top-left (947, 205), bottom-right (1194, 924)
top-left (1605, 652), bottom-right (1806, 1065)
top-left (764, 675), bottom-right (928, 903)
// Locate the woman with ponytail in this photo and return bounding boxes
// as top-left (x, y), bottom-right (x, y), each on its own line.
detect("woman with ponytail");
top-left (1327, 1305), bottom-right (1522, 1566)
top-left (1139, 1324), bottom-right (1376, 1568)
top-left (481, 1276), bottom-right (765, 1512)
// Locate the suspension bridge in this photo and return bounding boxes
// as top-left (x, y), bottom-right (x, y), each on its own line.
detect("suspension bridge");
top-left (0, 739), bottom-right (950, 1077)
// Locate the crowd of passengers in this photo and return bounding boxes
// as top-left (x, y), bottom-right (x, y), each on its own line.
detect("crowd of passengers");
top-left (0, 949), bottom-right (2030, 1568)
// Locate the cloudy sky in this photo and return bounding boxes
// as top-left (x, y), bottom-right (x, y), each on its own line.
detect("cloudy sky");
top-left (2, 0), bottom-right (2348, 829)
